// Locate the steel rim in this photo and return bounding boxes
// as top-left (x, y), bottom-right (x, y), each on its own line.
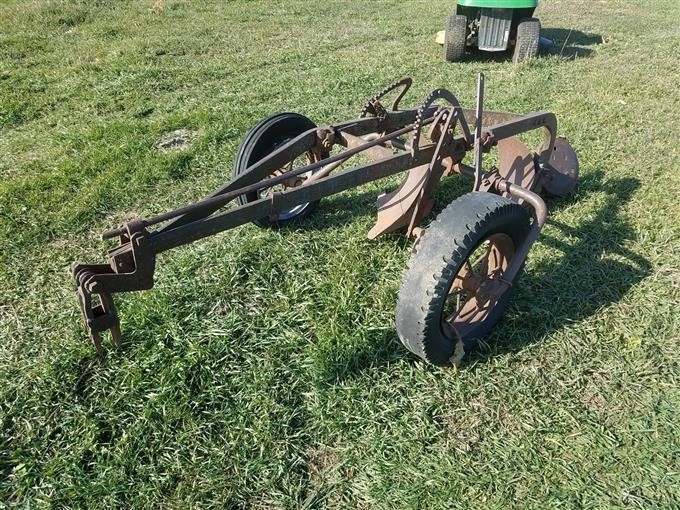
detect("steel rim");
top-left (441, 233), bottom-right (515, 338)
top-left (259, 139), bottom-right (321, 221)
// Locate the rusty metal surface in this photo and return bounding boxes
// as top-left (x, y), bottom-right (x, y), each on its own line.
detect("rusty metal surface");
top-left (411, 88), bottom-right (472, 160)
top-left (72, 220), bottom-right (156, 352)
top-left (340, 132), bottom-right (394, 160)
top-left (72, 76), bottom-right (576, 352)
top-left (360, 77), bottom-right (413, 118)
top-left (537, 136), bottom-right (579, 197)
top-left (446, 232), bottom-right (516, 336)
top-left (497, 137), bottom-right (536, 191)
top-left (369, 87), bottom-right (473, 239)
top-left (149, 148), bottom-right (439, 254)
top-left (479, 137), bottom-right (537, 200)
top-left (489, 178), bottom-right (548, 294)
top-left (367, 164), bottom-right (430, 239)
top-left (473, 73), bottom-right (485, 190)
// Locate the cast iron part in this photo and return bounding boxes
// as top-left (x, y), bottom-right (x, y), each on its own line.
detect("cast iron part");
top-left (72, 75), bottom-right (578, 356)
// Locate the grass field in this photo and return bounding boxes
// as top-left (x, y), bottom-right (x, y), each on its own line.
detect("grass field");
top-left (1, 0), bottom-right (679, 507)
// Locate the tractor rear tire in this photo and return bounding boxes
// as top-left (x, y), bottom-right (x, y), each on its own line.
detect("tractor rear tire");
top-left (233, 112), bottom-right (325, 228)
top-left (396, 192), bottom-right (530, 366)
top-left (444, 14), bottom-right (468, 62)
top-left (513, 18), bottom-right (541, 63)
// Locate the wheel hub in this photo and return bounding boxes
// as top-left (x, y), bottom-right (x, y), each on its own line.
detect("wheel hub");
top-left (260, 144), bottom-right (322, 221)
top-left (443, 233), bottom-right (515, 335)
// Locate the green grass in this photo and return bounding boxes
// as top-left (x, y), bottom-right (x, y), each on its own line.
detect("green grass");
top-left (1, 0), bottom-right (679, 507)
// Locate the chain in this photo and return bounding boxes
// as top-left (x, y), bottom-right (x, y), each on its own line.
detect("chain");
top-left (359, 77), bottom-right (413, 118)
top-left (412, 88), bottom-right (471, 158)
top-left (360, 98), bottom-right (388, 120)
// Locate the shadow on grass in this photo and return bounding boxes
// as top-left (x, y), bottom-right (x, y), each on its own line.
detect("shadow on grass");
top-left (305, 188), bottom-right (380, 231)
top-left (470, 171), bottom-right (649, 363)
top-left (321, 170), bottom-right (649, 381)
top-left (306, 171), bottom-right (473, 234)
top-left (540, 28), bottom-right (601, 59)
top-left (462, 28), bottom-right (600, 62)
top-left (107, 168), bottom-right (645, 382)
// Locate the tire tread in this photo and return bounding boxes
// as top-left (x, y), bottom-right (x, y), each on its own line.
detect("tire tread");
top-left (513, 18), bottom-right (541, 63)
top-left (396, 192), bottom-right (530, 365)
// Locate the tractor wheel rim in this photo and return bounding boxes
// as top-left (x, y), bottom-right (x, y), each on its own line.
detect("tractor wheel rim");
top-left (260, 140), bottom-right (321, 220)
top-left (442, 233), bottom-right (515, 338)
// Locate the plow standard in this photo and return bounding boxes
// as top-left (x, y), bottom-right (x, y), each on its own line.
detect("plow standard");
top-left (72, 75), bottom-right (578, 365)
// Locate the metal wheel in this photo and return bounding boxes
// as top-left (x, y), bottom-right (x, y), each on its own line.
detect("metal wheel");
top-left (396, 192), bottom-right (530, 366)
top-left (258, 141), bottom-right (322, 221)
top-left (233, 113), bottom-right (326, 228)
top-left (441, 233), bottom-right (515, 338)
top-left (536, 137), bottom-right (579, 197)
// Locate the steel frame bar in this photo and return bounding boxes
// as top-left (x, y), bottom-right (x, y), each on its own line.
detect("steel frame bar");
top-left (72, 80), bottom-right (565, 352)
top-left (148, 147), bottom-right (437, 254)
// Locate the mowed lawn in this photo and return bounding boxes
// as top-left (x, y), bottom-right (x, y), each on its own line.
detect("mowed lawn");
top-left (1, 0), bottom-right (679, 507)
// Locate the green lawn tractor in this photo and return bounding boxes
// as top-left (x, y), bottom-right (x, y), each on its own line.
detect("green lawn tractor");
top-left (436, 0), bottom-right (541, 63)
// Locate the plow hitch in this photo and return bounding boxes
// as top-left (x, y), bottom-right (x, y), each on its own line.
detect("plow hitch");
top-left (72, 75), bottom-right (579, 365)
top-left (72, 220), bottom-right (156, 353)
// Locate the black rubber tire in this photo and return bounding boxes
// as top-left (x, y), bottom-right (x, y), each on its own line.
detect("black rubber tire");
top-left (233, 112), bottom-right (322, 228)
top-left (396, 192), bottom-right (530, 366)
top-left (444, 14), bottom-right (468, 62)
top-left (513, 18), bottom-right (541, 63)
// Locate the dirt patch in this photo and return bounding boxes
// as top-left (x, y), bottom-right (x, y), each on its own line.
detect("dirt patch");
top-left (157, 129), bottom-right (198, 153)
top-left (439, 395), bottom-right (502, 453)
top-left (104, 208), bottom-right (147, 227)
top-left (150, 0), bottom-right (165, 16)
top-left (307, 446), bottom-right (340, 482)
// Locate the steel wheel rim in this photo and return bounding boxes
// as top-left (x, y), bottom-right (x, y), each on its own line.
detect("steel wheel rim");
top-left (260, 139), bottom-right (321, 220)
top-left (441, 233), bottom-right (516, 338)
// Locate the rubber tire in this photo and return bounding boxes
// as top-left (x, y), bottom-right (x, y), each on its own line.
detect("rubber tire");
top-left (513, 18), bottom-right (541, 63)
top-left (233, 112), bottom-right (322, 228)
top-left (444, 14), bottom-right (468, 62)
top-left (396, 192), bottom-right (530, 366)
